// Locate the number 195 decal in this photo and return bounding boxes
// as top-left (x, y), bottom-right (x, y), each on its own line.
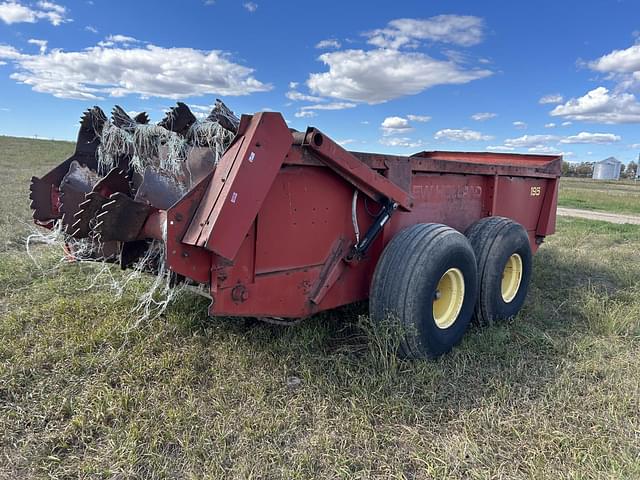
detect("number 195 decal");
top-left (530, 186), bottom-right (541, 196)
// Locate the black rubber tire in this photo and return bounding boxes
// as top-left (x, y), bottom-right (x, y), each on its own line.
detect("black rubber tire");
top-left (465, 216), bottom-right (533, 326)
top-left (369, 224), bottom-right (478, 359)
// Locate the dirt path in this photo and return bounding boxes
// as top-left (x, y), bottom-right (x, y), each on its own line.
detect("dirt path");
top-left (557, 207), bottom-right (640, 225)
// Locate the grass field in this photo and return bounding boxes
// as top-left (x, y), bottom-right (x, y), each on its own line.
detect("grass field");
top-left (559, 177), bottom-right (640, 215)
top-left (1, 136), bottom-right (640, 479)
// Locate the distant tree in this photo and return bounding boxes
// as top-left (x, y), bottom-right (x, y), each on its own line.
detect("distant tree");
top-left (575, 162), bottom-right (594, 177)
top-left (625, 161), bottom-right (638, 178)
top-left (561, 161), bottom-right (571, 176)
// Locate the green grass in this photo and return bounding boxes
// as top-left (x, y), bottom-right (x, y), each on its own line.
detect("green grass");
top-left (558, 177), bottom-right (640, 215)
top-left (1, 136), bottom-right (640, 478)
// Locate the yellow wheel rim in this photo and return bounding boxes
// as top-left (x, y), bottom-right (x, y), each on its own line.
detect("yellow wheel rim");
top-left (433, 268), bottom-right (465, 329)
top-left (501, 253), bottom-right (523, 303)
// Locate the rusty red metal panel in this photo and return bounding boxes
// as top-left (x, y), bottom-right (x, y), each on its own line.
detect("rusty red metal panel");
top-left (182, 137), bottom-right (245, 244)
top-left (492, 177), bottom-right (547, 231)
top-left (254, 166), bottom-right (372, 274)
top-left (210, 260), bottom-right (377, 318)
top-left (412, 151), bottom-right (562, 172)
top-left (536, 178), bottom-right (559, 236)
top-left (402, 173), bottom-right (486, 232)
top-left (183, 112), bottom-right (293, 261)
top-left (214, 221), bottom-right (257, 291)
top-left (166, 173), bottom-right (214, 284)
top-left (285, 148), bottom-right (561, 180)
top-left (383, 156), bottom-right (412, 192)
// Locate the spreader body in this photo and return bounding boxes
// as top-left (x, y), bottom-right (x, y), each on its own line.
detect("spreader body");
top-left (161, 112), bottom-right (560, 319)
top-left (30, 107), bottom-right (561, 357)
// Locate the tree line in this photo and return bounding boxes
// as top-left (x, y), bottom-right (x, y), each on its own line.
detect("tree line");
top-left (561, 160), bottom-right (638, 179)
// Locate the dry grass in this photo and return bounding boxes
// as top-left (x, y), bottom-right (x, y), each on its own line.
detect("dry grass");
top-left (559, 177), bottom-right (640, 215)
top-left (1, 136), bottom-right (639, 479)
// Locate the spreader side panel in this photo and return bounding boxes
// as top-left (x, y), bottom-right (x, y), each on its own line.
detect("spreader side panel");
top-left (492, 176), bottom-right (549, 232)
top-left (254, 165), bottom-right (374, 275)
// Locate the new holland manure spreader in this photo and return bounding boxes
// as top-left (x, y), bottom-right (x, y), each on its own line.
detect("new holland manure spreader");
top-left (29, 101), bottom-right (561, 358)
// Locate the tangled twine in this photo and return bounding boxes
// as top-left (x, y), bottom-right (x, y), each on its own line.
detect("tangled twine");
top-left (28, 106), bottom-right (236, 325)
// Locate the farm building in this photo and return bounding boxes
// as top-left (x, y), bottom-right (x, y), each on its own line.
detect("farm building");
top-left (592, 156), bottom-right (622, 180)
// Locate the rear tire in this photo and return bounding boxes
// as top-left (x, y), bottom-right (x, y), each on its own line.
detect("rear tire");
top-left (370, 224), bottom-right (478, 359)
top-left (465, 216), bottom-right (533, 326)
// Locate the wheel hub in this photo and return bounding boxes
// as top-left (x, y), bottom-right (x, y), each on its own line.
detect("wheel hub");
top-left (432, 268), bottom-right (465, 329)
top-left (501, 253), bottom-right (523, 303)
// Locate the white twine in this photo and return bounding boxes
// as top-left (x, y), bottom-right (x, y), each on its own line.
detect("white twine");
top-left (27, 107), bottom-right (236, 326)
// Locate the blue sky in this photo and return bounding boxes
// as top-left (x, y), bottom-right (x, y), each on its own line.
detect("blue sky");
top-left (1, 0), bottom-right (640, 164)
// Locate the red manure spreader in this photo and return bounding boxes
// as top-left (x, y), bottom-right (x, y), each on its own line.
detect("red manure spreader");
top-left (29, 104), bottom-right (561, 358)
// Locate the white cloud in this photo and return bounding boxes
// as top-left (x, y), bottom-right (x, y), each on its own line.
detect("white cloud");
top-left (337, 138), bottom-right (356, 146)
top-left (189, 104), bottom-right (212, 112)
top-left (588, 43), bottom-right (640, 91)
top-left (407, 114), bottom-right (431, 122)
top-left (559, 132), bottom-right (621, 144)
top-left (97, 34), bottom-right (139, 47)
top-left (305, 15), bottom-right (490, 104)
top-left (486, 145), bottom-right (514, 151)
top-left (293, 102), bottom-right (354, 119)
top-left (503, 134), bottom-right (558, 148)
top-left (544, 122), bottom-right (556, 128)
top-left (527, 145), bottom-right (563, 154)
top-left (539, 94), bottom-right (563, 104)
top-left (561, 121), bottom-right (572, 126)
top-left (191, 104), bottom-right (210, 112)
top-left (0, 44), bottom-right (21, 59)
top-left (589, 44), bottom-right (640, 73)
top-left (0, 1), bottom-right (34, 23)
top-left (471, 112), bottom-right (496, 121)
top-left (299, 102), bottom-right (356, 111)
top-left (288, 81), bottom-right (298, 89)
top-left (307, 49), bottom-right (491, 104)
top-left (434, 128), bottom-right (493, 142)
top-left (571, 42), bottom-right (640, 122)
top-left (379, 137), bottom-right (425, 148)
top-left (381, 116), bottom-right (412, 135)
top-left (513, 121), bottom-right (527, 129)
top-left (0, 42), bottom-right (272, 100)
top-left (0, 1), bottom-right (69, 26)
top-left (294, 110), bottom-right (316, 118)
top-left (27, 38), bottom-right (47, 54)
top-left (107, 34), bottom-right (138, 43)
top-left (497, 132), bottom-right (618, 151)
top-left (550, 87), bottom-right (640, 123)
top-left (37, 1), bottom-right (63, 13)
top-left (85, 25), bottom-right (97, 33)
top-left (316, 39), bottom-right (341, 50)
top-left (243, 2), bottom-right (257, 12)
top-left (285, 90), bottom-right (324, 102)
top-left (630, 143), bottom-right (640, 149)
top-left (366, 15), bottom-right (484, 49)
top-left (381, 116), bottom-right (410, 128)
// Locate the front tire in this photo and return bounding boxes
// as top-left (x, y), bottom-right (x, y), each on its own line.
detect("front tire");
top-left (370, 224), bottom-right (478, 359)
